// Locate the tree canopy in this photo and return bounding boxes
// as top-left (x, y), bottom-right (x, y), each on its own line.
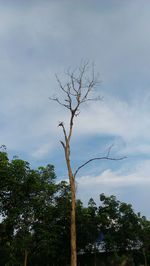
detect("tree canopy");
top-left (0, 150), bottom-right (150, 265)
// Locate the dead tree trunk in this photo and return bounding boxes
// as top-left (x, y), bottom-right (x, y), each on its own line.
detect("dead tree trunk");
top-left (65, 143), bottom-right (77, 266)
top-left (50, 61), bottom-right (125, 266)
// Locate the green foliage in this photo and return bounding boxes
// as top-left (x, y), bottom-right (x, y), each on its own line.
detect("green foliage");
top-left (98, 193), bottom-right (142, 252)
top-left (0, 151), bottom-right (150, 265)
top-left (76, 198), bottom-right (99, 252)
top-left (0, 151), bottom-right (63, 265)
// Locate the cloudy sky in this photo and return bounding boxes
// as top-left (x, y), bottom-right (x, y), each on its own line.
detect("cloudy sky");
top-left (1, 0), bottom-right (150, 217)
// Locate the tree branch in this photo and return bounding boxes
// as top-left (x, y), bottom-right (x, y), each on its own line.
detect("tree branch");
top-left (68, 111), bottom-right (75, 143)
top-left (74, 155), bottom-right (126, 178)
top-left (60, 141), bottom-right (65, 150)
top-left (55, 74), bottom-right (68, 95)
top-left (58, 122), bottom-right (68, 143)
top-left (49, 96), bottom-right (71, 110)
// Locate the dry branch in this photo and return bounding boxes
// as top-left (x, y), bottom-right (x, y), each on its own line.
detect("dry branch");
top-left (74, 155), bottom-right (126, 178)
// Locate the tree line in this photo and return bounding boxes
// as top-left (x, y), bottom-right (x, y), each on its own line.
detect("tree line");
top-left (0, 150), bottom-right (150, 266)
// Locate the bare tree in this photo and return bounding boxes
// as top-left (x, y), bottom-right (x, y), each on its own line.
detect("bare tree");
top-left (50, 61), bottom-right (125, 266)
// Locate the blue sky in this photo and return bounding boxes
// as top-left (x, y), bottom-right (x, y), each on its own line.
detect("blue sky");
top-left (1, 0), bottom-right (150, 217)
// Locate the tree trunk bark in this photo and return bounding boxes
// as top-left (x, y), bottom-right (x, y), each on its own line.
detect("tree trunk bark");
top-left (66, 149), bottom-right (77, 266)
top-left (143, 248), bottom-right (148, 266)
top-left (70, 176), bottom-right (77, 266)
top-left (24, 249), bottom-right (28, 266)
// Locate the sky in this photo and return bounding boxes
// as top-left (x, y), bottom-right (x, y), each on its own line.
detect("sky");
top-left (1, 0), bottom-right (150, 217)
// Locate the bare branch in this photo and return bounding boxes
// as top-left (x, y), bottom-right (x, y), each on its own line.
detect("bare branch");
top-left (66, 83), bottom-right (72, 110)
top-left (49, 96), bottom-right (71, 110)
top-left (74, 155), bottom-right (126, 178)
top-left (68, 112), bottom-right (74, 142)
top-left (106, 144), bottom-right (114, 157)
top-left (55, 74), bottom-right (68, 95)
top-left (78, 62), bottom-right (88, 93)
top-left (58, 122), bottom-right (68, 143)
top-left (60, 141), bottom-right (65, 150)
top-left (81, 95), bottom-right (103, 104)
top-left (71, 74), bottom-right (78, 95)
top-left (80, 79), bottom-right (100, 103)
top-left (50, 62), bottom-right (102, 121)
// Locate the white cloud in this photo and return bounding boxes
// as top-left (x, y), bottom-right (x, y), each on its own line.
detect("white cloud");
top-left (77, 160), bottom-right (150, 189)
top-left (75, 93), bottom-right (150, 156)
top-left (31, 141), bottom-right (54, 159)
top-left (76, 159), bottom-right (150, 217)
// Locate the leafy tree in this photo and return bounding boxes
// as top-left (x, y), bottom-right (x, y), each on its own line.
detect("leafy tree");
top-left (1, 149), bottom-right (150, 265)
top-left (139, 216), bottom-right (150, 266)
top-left (76, 198), bottom-right (98, 253)
top-left (0, 150), bottom-right (58, 266)
top-left (31, 180), bottom-right (71, 266)
top-left (98, 193), bottom-right (141, 253)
